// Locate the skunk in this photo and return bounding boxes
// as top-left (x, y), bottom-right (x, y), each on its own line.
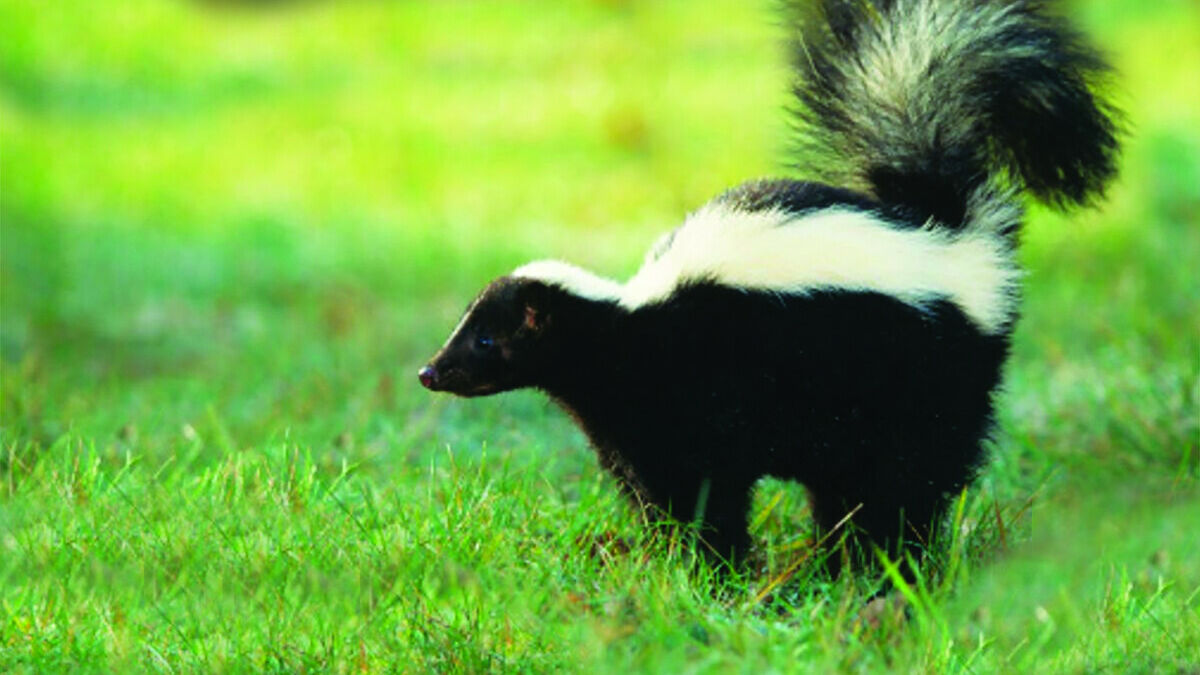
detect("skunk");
top-left (419, 0), bottom-right (1119, 570)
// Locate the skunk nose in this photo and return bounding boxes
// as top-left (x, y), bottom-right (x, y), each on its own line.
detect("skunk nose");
top-left (418, 365), bottom-right (437, 389)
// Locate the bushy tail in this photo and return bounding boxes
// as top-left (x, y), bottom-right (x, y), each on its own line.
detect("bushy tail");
top-left (788, 0), bottom-right (1121, 229)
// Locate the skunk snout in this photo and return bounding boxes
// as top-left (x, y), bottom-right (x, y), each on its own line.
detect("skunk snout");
top-left (417, 365), bottom-right (437, 389)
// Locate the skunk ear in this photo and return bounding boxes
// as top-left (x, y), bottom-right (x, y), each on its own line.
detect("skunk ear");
top-left (518, 280), bottom-right (552, 333)
top-left (523, 304), bottom-right (543, 331)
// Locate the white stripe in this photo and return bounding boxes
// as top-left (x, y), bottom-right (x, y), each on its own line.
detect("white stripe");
top-left (621, 202), bottom-right (1020, 333)
top-left (512, 259), bottom-right (623, 302)
top-left (512, 200), bottom-right (1020, 335)
top-left (442, 297), bottom-right (479, 349)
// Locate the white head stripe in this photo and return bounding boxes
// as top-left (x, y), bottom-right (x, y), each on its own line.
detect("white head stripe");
top-left (512, 259), bottom-right (623, 302)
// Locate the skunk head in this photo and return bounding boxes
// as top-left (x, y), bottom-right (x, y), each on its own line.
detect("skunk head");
top-left (419, 277), bottom-right (558, 397)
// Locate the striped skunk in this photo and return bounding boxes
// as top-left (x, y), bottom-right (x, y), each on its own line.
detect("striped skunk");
top-left (419, 0), bottom-right (1119, 571)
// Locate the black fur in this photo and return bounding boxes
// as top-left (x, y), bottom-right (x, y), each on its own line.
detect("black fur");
top-left (716, 178), bottom-right (921, 225)
top-left (426, 276), bottom-right (1007, 568)
top-left (542, 283), bottom-right (1007, 566)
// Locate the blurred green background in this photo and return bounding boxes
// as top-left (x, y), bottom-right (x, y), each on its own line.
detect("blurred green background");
top-left (1, 0), bottom-right (1198, 671)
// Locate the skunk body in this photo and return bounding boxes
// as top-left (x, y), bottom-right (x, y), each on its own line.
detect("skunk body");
top-left (420, 0), bottom-right (1119, 568)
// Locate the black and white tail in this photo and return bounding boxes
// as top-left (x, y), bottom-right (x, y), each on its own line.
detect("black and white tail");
top-left (788, 0), bottom-right (1121, 229)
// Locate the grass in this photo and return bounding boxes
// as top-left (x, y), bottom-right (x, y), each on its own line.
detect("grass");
top-left (2, 0), bottom-right (1198, 671)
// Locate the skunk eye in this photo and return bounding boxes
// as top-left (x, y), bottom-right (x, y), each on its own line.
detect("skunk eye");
top-left (475, 336), bottom-right (495, 350)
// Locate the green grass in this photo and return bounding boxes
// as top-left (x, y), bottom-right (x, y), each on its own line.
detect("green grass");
top-left (2, 0), bottom-right (1198, 671)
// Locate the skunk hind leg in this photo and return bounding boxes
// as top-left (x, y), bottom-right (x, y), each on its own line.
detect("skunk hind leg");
top-left (809, 485), bottom-right (949, 580)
